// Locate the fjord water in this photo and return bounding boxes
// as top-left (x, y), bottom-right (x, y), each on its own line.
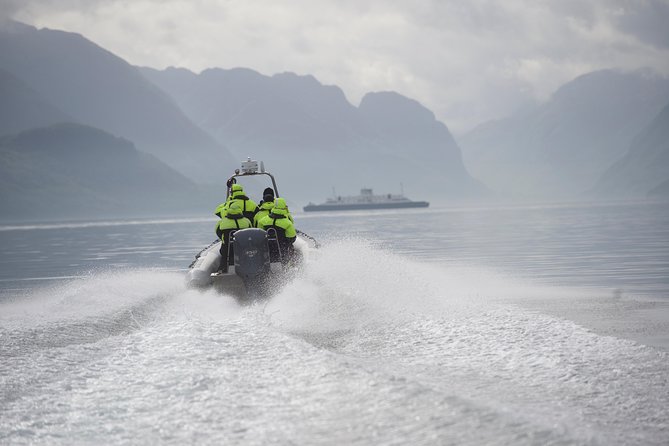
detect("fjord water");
top-left (1, 201), bottom-right (668, 445)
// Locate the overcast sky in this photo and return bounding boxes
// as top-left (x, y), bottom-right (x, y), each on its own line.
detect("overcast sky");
top-left (3, 0), bottom-right (669, 134)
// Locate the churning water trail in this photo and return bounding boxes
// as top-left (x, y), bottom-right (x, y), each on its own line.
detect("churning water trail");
top-left (1, 241), bottom-right (668, 445)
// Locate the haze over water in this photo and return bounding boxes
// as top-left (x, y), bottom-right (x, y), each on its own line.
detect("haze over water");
top-left (1, 201), bottom-right (668, 444)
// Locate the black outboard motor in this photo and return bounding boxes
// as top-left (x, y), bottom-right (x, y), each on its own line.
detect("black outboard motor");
top-left (232, 228), bottom-right (271, 296)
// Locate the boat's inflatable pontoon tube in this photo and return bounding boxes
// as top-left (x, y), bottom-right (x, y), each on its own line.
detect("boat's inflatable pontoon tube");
top-left (186, 229), bottom-right (312, 298)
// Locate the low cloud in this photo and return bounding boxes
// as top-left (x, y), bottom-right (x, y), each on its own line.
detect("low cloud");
top-left (6, 0), bottom-right (669, 133)
top-left (0, 0), bottom-right (22, 21)
top-left (615, 0), bottom-right (669, 49)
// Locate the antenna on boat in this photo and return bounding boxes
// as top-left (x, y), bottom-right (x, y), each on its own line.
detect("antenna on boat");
top-left (332, 186), bottom-right (336, 198)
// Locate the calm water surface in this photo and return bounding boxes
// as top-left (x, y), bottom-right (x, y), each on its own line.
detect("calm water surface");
top-left (2, 200), bottom-right (667, 297)
top-left (1, 201), bottom-right (668, 445)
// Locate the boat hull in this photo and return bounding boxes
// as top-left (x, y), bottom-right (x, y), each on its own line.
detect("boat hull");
top-left (303, 201), bottom-right (429, 212)
top-left (186, 236), bottom-right (311, 302)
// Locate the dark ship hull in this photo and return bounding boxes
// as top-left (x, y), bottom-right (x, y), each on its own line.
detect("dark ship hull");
top-left (303, 200), bottom-right (429, 212)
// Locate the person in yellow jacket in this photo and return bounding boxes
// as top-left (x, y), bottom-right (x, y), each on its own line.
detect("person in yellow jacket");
top-left (214, 183), bottom-right (258, 219)
top-left (214, 200), bottom-right (228, 218)
top-left (215, 202), bottom-right (252, 272)
top-left (279, 197), bottom-right (294, 223)
top-left (228, 184), bottom-right (258, 221)
top-left (253, 192), bottom-right (275, 227)
top-left (257, 198), bottom-right (296, 262)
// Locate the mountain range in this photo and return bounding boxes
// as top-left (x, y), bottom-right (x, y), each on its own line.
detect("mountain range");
top-left (1, 19), bottom-right (668, 221)
top-left (0, 67), bottom-right (71, 136)
top-left (0, 19), bottom-right (486, 220)
top-left (140, 67), bottom-right (487, 202)
top-left (593, 102), bottom-right (669, 198)
top-left (0, 123), bottom-right (212, 221)
top-left (0, 20), bottom-right (237, 183)
top-left (460, 69), bottom-right (669, 199)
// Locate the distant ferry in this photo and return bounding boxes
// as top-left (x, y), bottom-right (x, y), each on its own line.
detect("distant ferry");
top-left (303, 188), bottom-right (429, 212)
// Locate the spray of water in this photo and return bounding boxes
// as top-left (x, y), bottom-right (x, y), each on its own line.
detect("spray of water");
top-left (0, 240), bottom-right (667, 445)
top-left (264, 237), bottom-right (572, 334)
top-left (0, 238), bottom-right (591, 344)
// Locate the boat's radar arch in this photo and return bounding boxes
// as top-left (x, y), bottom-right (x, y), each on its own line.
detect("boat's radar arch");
top-left (227, 157), bottom-right (279, 198)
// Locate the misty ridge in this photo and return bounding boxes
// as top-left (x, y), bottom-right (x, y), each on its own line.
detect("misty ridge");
top-left (1, 20), bottom-right (669, 222)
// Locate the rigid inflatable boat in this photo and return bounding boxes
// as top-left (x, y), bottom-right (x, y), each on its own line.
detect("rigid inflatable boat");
top-left (186, 159), bottom-right (318, 301)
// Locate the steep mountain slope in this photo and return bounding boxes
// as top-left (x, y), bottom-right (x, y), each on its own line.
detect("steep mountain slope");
top-left (358, 92), bottom-right (485, 195)
top-left (0, 21), bottom-right (236, 182)
top-left (141, 67), bottom-right (370, 151)
top-left (593, 102), bottom-right (669, 197)
top-left (141, 67), bottom-right (487, 202)
top-left (0, 123), bottom-right (211, 221)
top-left (460, 69), bottom-right (669, 199)
top-left (648, 179), bottom-right (669, 197)
top-left (0, 68), bottom-right (71, 136)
